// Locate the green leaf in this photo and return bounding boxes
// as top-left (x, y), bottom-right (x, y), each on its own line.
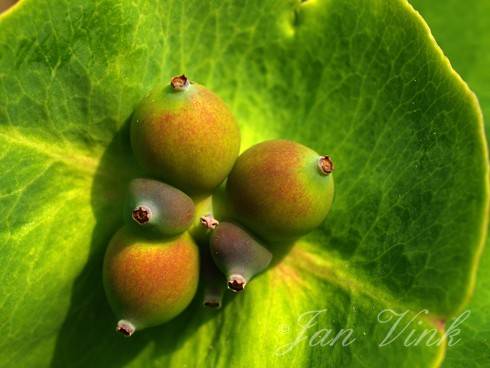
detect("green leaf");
top-left (410, 0), bottom-right (490, 139)
top-left (0, 0), bottom-right (487, 367)
top-left (409, 1), bottom-right (490, 366)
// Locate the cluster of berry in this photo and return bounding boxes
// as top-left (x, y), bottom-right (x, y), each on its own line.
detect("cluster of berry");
top-left (103, 75), bottom-right (335, 337)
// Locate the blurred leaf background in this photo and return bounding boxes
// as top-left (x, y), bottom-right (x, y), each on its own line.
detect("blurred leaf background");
top-left (410, 1), bottom-right (490, 366)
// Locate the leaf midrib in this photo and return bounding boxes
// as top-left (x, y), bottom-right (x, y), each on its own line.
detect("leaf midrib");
top-left (0, 128), bottom-right (101, 175)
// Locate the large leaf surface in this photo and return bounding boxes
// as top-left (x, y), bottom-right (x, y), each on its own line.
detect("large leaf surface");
top-left (410, 1), bottom-right (490, 366)
top-left (0, 0), bottom-right (488, 367)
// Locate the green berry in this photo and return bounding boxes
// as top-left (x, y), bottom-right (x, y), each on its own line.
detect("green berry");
top-left (201, 247), bottom-right (224, 309)
top-left (209, 222), bottom-right (272, 292)
top-left (226, 139), bottom-right (334, 242)
top-left (103, 227), bottom-right (199, 336)
top-left (124, 178), bottom-right (195, 236)
top-left (130, 75), bottom-right (241, 196)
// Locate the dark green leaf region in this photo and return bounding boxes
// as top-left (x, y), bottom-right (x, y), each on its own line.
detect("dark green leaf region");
top-left (0, 0), bottom-right (487, 367)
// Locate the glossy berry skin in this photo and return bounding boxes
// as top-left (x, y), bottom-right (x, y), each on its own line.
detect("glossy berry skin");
top-left (103, 227), bottom-right (199, 335)
top-left (124, 178), bottom-right (195, 236)
top-left (130, 76), bottom-right (241, 196)
top-left (226, 140), bottom-right (334, 242)
top-left (210, 222), bottom-right (272, 292)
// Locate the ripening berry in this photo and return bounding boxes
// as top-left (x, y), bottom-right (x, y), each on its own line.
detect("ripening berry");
top-left (226, 139), bottom-right (334, 242)
top-left (103, 227), bottom-right (199, 336)
top-left (130, 75), bottom-right (240, 196)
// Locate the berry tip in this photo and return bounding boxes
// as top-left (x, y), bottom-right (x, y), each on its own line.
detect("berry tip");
top-left (318, 155), bottom-right (334, 175)
top-left (116, 320), bottom-right (135, 337)
top-left (132, 206), bottom-right (152, 224)
top-left (200, 214), bottom-right (220, 230)
top-left (170, 75), bottom-right (190, 91)
top-left (203, 300), bottom-right (222, 309)
top-left (227, 274), bottom-right (247, 292)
